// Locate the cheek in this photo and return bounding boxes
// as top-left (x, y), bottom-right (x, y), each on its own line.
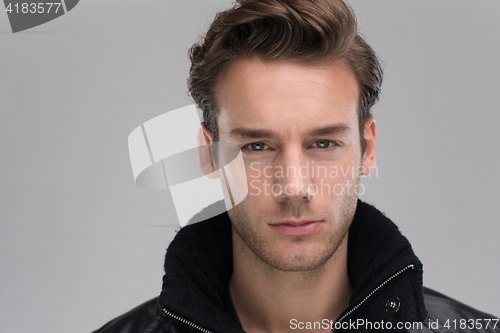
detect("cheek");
top-left (311, 161), bottom-right (361, 198)
top-left (246, 179), bottom-right (276, 209)
top-left (246, 162), bottom-right (273, 197)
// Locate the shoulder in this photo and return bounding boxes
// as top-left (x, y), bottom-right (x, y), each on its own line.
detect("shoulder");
top-left (420, 287), bottom-right (500, 332)
top-left (92, 297), bottom-right (168, 333)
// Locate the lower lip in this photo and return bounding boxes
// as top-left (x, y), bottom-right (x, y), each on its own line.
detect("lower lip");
top-left (269, 221), bottom-right (324, 236)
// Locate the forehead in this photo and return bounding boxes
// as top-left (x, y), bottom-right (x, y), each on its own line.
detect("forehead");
top-left (215, 58), bottom-right (360, 135)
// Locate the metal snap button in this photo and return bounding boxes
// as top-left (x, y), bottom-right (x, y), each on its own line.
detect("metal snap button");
top-left (386, 296), bottom-right (400, 314)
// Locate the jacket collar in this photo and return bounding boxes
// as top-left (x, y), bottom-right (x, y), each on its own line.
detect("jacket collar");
top-left (159, 200), bottom-right (427, 333)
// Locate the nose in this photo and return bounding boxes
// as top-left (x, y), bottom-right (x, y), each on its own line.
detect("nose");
top-left (272, 150), bottom-right (316, 202)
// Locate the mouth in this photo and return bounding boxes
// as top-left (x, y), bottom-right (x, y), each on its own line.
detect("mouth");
top-left (268, 220), bottom-right (325, 236)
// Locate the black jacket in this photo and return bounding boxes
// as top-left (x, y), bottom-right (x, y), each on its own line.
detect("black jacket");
top-left (93, 200), bottom-right (499, 332)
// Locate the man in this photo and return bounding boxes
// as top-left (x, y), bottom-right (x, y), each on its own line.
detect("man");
top-left (94, 0), bottom-right (498, 332)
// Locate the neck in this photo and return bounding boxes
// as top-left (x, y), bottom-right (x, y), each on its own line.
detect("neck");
top-left (229, 229), bottom-right (352, 333)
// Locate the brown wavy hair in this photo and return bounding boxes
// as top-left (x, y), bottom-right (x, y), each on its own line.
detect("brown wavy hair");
top-left (188, 0), bottom-right (383, 154)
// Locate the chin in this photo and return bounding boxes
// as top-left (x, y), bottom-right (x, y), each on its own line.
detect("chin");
top-left (265, 239), bottom-right (336, 271)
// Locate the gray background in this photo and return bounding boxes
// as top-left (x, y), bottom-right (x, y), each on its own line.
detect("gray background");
top-left (0, 1), bottom-right (498, 332)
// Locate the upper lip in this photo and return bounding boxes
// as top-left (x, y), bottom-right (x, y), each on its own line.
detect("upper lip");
top-left (270, 220), bottom-right (323, 226)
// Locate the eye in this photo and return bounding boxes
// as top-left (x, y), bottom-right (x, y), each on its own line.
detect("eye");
top-left (242, 142), bottom-right (269, 151)
top-left (311, 140), bottom-right (336, 149)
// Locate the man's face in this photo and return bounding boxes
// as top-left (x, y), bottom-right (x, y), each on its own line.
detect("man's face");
top-left (211, 58), bottom-right (373, 271)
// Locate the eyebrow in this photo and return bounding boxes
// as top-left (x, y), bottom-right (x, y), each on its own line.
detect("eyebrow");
top-left (229, 124), bottom-right (352, 140)
top-left (309, 124), bottom-right (352, 137)
top-left (229, 128), bottom-right (276, 140)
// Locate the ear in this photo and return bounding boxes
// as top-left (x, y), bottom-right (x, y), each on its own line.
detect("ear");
top-left (197, 123), bottom-right (218, 179)
top-left (361, 116), bottom-right (377, 176)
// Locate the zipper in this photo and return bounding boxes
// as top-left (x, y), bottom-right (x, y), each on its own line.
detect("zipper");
top-left (331, 264), bottom-right (415, 332)
top-left (162, 308), bottom-right (214, 333)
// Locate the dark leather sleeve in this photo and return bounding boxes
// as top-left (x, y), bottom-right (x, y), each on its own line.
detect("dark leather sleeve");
top-left (92, 297), bottom-right (164, 333)
top-left (91, 298), bottom-right (205, 333)
top-left (419, 287), bottom-right (500, 332)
